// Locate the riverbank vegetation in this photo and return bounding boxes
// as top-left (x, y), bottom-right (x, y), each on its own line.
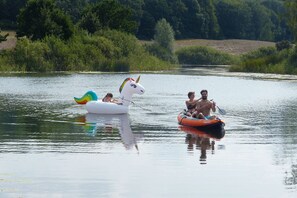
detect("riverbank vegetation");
top-left (1, 0), bottom-right (297, 74)
top-left (0, 29), bottom-right (172, 72)
top-left (176, 46), bottom-right (239, 65)
top-left (229, 43), bottom-right (297, 74)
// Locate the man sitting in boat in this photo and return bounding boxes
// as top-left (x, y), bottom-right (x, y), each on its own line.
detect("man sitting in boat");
top-left (193, 90), bottom-right (216, 120)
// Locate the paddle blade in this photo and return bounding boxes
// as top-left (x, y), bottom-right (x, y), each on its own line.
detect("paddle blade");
top-left (217, 106), bottom-right (226, 115)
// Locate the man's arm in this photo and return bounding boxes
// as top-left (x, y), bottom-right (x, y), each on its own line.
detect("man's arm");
top-left (211, 101), bottom-right (216, 112)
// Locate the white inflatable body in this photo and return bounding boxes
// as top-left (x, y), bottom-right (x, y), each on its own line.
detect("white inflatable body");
top-left (86, 101), bottom-right (128, 114)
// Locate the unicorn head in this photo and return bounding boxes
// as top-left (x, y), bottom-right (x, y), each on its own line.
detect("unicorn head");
top-left (119, 76), bottom-right (145, 106)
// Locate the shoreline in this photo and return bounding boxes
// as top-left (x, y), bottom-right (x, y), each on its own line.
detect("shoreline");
top-left (1, 67), bottom-right (297, 81)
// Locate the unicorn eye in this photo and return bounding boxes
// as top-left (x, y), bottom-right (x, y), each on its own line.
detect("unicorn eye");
top-left (130, 84), bottom-right (137, 88)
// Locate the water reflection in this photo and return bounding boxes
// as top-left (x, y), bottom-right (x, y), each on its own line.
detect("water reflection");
top-left (284, 165), bottom-right (297, 188)
top-left (180, 126), bottom-right (225, 164)
top-left (78, 113), bottom-right (140, 150)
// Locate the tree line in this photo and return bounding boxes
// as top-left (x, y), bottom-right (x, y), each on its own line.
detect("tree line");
top-left (0, 0), bottom-right (293, 42)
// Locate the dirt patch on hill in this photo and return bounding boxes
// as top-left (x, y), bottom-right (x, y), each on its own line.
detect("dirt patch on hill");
top-left (0, 31), bottom-right (17, 50)
top-left (174, 39), bottom-right (275, 55)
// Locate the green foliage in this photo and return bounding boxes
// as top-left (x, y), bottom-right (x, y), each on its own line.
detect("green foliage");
top-left (154, 18), bottom-right (175, 52)
top-left (0, 0), bottom-right (294, 42)
top-left (0, 29), bottom-right (173, 72)
top-left (17, 0), bottom-right (74, 40)
top-left (144, 18), bottom-right (177, 63)
top-left (56, 0), bottom-right (88, 23)
top-left (78, 12), bottom-right (102, 34)
top-left (215, 0), bottom-right (253, 39)
top-left (78, 0), bottom-right (137, 34)
top-left (199, 0), bottom-right (220, 38)
top-left (145, 43), bottom-right (178, 63)
top-left (288, 46), bottom-right (297, 69)
top-left (96, 29), bottom-right (140, 57)
top-left (247, 1), bottom-right (274, 41)
top-left (0, 0), bottom-right (26, 29)
top-left (13, 38), bottom-right (53, 72)
top-left (230, 47), bottom-right (292, 74)
top-left (241, 46), bottom-right (277, 61)
top-left (137, 0), bottom-right (219, 39)
top-left (276, 40), bottom-right (292, 51)
top-left (214, 0), bottom-right (287, 41)
top-left (284, 0), bottom-right (297, 42)
top-left (176, 46), bottom-right (239, 65)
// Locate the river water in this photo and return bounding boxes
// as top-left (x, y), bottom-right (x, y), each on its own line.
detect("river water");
top-left (0, 69), bottom-right (297, 197)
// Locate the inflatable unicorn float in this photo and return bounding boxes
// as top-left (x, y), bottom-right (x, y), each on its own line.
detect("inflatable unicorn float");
top-left (74, 76), bottom-right (145, 114)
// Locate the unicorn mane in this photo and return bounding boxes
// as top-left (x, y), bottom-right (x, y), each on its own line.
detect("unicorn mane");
top-left (119, 78), bottom-right (135, 93)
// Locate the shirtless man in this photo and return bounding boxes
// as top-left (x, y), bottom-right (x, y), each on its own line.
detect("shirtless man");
top-left (195, 90), bottom-right (216, 120)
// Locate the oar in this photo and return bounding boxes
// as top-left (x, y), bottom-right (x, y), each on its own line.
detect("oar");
top-left (210, 99), bottom-right (226, 115)
top-left (217, 106), bottom-right (226, 115)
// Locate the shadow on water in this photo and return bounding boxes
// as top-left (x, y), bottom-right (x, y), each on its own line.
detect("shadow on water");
top-left (76, 113), bottom-right (140, 151)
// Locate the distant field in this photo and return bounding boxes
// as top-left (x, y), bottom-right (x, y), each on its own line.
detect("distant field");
top-left (1, 30), bottom-right (275, 55)
top-left (143, 39), bottom-right (275, 55)
top-left (174, 39), bottom-right (275, 55)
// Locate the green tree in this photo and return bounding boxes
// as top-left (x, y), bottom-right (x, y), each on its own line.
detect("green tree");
top-left (199, 0), bottom-right (220, 38)
top-left (78, 11), bottom-right (102, 34)
top-left (284, 0), bottom-right (297, 42)
top-left (154, 18), bottom-right (175, 52)
top-left (145, 18), bottom-right (177, 63)
top-left (17, 0), bottom-right (74, 40)
top-left (118, 0), bottom-right (144, 32)
top-left (79, 0), bottom-right (137, 34)
top-left (0, 0), bottom-right (26, 29)
top-left (215, 0), bottom-right (252, 39)
top-left (248, 1), bottom-right (274, 41)
top-left (56, 0), bottom-right (89, 23)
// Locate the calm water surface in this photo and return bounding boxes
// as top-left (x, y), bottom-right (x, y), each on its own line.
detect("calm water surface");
top-left (0, 70), bottom-right (297, 197)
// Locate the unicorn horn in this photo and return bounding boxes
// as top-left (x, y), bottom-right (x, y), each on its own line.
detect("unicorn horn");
top-left (136, 75), bottom-right (141, 83)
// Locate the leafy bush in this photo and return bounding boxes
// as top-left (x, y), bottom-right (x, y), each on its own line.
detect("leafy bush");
top-left (176, 46), bottom-right (238, 65)
top-left (13, 38), bottom-right (53, 72)
top-left (288, 46), bottom-right (297, 67)
top-left (276, 40), bottom-right (292, 51)
top-left (241, 46), bottom-right (277, 61)
top-left (230, 47), bottom-right (291, 74)
top-left (145, 43), bottom-right (178, 63)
